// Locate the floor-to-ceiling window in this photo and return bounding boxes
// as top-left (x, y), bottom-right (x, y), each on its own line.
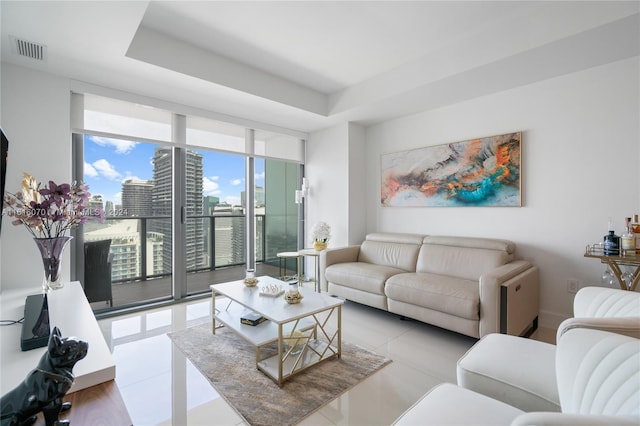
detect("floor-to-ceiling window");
top-left (72, 92), bottom-right (306, 312)
top-left (81, 135), bottom-right (174, 308)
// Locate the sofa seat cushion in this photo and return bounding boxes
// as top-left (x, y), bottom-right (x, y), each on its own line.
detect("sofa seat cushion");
top-left (385, 272), bottom-right (479, 320)
top-left (392, 383), bottom-right (523, 426)
top-left (325, 262), bottom-right (404, 295)
top-left (457, 333), bottom-right (560, 412)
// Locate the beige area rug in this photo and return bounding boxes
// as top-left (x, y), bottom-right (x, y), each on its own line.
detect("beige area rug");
top-left (168, 323), bottom-right (392, 426)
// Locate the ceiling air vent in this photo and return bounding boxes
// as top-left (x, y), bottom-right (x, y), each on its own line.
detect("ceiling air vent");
top-left (10, 36), bottom-right (47, 61)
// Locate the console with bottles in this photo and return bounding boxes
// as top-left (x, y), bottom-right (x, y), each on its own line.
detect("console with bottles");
top-left (586, 215), bottom-right (640, 291)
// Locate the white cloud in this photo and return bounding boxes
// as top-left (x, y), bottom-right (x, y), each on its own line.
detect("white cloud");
top-left (92, 159), bottom-right (122, 181)
top-left (113, 192), bottom-right (122, 205)
top-left (203, 176), bottom-right (221, 196)
top-left (230, 178), bottom-right (243, 186)
top-left (255, 171), bottom-right (265, 181)
top-left (91, 136), bottom-right (137, 154)
top-left (84, 162), bottom-right (98, 177)
top-left (225, 195), bottom-right (241, 206)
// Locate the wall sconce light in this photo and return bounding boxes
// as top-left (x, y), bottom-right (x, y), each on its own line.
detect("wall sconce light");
top-left (295, 178), bottom-right (310, 204)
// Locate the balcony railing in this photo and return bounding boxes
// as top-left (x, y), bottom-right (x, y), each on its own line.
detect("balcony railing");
top-left (84, 214), bottom-right (269, 285)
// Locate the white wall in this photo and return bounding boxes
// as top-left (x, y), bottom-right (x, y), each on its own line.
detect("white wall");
top-left (348, 122), bottom-right (366, 244)
top-left (1, 63), bottom-right (72, 291)
top-left (363, 57), bottom-right (640, 327)
top-left (306, 123), bottom-right (350, 248)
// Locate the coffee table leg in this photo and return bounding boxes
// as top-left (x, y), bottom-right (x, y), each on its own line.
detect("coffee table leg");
top-left (337, 304), bottom-right (342, 358)
top-left (278, 323), bottom-right (284, 387)
top-left (211, 290), bottom-right (216, 335)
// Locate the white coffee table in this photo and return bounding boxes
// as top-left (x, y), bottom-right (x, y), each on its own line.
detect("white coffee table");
top-left (210, 276), bottom-right (343, 387)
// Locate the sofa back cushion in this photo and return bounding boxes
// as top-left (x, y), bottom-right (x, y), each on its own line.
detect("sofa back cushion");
top-left (557, 328), bottom-right (640, 417)
top-left (358, 233), bottom-right (425, 272)
top-left (416, 236), bottom-right (515, 281)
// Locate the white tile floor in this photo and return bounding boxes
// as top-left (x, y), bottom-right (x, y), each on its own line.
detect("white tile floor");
top-left (98, 286), bottom-right (553, 426)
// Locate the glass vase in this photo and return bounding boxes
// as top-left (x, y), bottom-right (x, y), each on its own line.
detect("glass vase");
top-left (34, 236), bottom-right (73, 292)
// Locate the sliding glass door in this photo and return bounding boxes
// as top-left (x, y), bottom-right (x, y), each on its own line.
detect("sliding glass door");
top-left (80, 135), bottom-right (173, 309)
top-left (73, 93), bottom-right (305, 312)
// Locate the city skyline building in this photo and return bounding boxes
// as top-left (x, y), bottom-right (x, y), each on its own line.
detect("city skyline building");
top-left (121, 178), bottom-right (153, 217)
top-left (151, 147), bottom-right (205, 273)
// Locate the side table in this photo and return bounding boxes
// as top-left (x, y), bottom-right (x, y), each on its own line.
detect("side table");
top-left (584, 245), bottom-right (640, 291)
top-left (299, 248), bottom-right (322, 293)
top-left (276, 251), bottom-right (302, 283)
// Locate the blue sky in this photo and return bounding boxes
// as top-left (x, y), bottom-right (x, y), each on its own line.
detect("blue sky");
top-left (83, 135), bottom-right (264, 206)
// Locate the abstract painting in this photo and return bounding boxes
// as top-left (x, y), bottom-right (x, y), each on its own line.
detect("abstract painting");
top-left (381, 132), bottom-right (521, 207)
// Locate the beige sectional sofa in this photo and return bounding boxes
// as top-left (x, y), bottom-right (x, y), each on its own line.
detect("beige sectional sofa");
top-left (320, 233), bottom-right (539, 338)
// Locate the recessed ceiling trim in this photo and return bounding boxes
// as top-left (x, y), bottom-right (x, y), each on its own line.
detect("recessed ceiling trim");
top-left (126, 26), bottom-right (328, 117)
top-left (9, 35), bottom-right (47, 61)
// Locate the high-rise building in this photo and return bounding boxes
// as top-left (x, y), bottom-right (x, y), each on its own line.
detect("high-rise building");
top-left (151, 147), bottom-right (205, 273)
top-left (88, 194), bottom-right (104, 212)
top-left (203, 195), bottom-right (219, 215)
top-left (104, 200), bottom-right (114, 216)
top-left (122, 179), bottom-right (153, 217)
top-left (241, 186), bottom-right (264, 208)
top-left (84, 220), bottom-right (164, 282)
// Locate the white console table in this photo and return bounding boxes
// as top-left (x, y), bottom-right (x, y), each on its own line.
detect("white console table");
top-left (0, 281), bottom-right (116, 394)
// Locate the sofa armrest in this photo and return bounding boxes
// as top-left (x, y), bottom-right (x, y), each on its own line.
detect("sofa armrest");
top-left (512, 412), bottom-right (639, 425)
top-left (319, 245), bottom-right (361, 291)
top-left (479, 260), bottom-right (539, 337)
top-left (557, 317), bottom-right (640, 341)
top-left (573, 286), bottom-right (640, 317)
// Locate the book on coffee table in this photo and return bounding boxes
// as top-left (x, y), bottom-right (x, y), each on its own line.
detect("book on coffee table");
top-left (240, 311), bottom-right (267, 326)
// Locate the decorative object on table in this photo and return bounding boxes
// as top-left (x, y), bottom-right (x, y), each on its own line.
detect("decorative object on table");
top-left (621, 217), bottom-right (636, 255)
top-left (243, 277), bottom-right (259, 287)
top-left (0, 327), bottom-right (88, 426)
top-left (284, 289), bottom-right (304, 304)
top-left (311, 221), bottom-right (331, 251)
top-left (283, 329), bottom-right (307, 355)
top-left (259, 283), bottom-right (284, 297)
top-left (240, 311), bottom-right (267, 326)
top-left (381, 132), bottom-right (522, 207)
top-left (3, 173), bottom-right (104, 291)
top-left (33, 236), bottom-right (74, 291)
top-left (603, 217), bottom-right (620, 256)
top-left (632, 214), bottom-right (640, 254)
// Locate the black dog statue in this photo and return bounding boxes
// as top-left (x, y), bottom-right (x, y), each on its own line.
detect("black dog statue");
top-left (0, 327), bottom-right (89, 426)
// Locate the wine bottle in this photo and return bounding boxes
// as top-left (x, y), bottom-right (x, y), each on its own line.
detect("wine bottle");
top-left (603, 218), bottom-right (620, 256)
top-left (632, 214), bottom-right (640, 254)
top-left (621, 217), bottom-right (635, 255)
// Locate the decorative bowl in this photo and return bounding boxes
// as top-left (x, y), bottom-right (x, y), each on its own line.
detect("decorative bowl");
top-left (284, 330), bottom-right (306, 355)
top-left (284, 290), bottom-right (303, 304)
top-left (243, 277), bottom-right (259, 287)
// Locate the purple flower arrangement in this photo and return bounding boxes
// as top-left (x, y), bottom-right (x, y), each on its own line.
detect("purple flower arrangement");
top-left (3, 173), bottom-right (104, 238)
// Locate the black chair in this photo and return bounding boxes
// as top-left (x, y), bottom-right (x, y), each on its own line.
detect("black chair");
top-left (83, 240), bottom-right (113, 307)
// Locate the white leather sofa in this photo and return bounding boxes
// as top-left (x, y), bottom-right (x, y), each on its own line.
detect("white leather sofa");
top-left (393, 328), bottom-right (640, 425)
top-left (321, 233), bottom-right (539, 338)
top-left (557, 286), bottom-right (640, 340)
top-left (456, 286), bottom-right (640, 412)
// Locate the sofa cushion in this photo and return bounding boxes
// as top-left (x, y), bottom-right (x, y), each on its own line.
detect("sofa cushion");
top-left (357, 233), bottom-right (423, 272)
top-left (457, 333), bottom-right (560, 412)
top-left (385, 272), bottom-right (480, 320)
top-left (392, 383), bottom-right (523, 426)
top-left (325, 262), bottom-right (404, 295)
top-left (417, 237), bottom-right (513, 281)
